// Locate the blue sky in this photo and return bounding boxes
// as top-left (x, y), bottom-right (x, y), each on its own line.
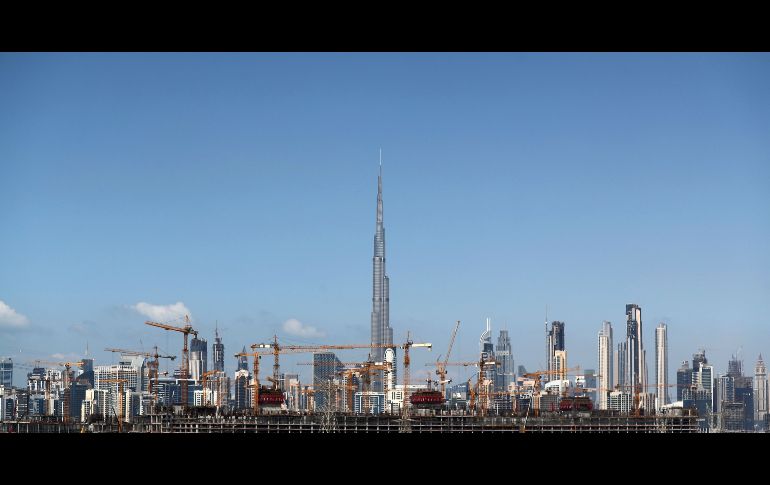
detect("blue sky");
top-left (1, 53), bottom-right (769, 388)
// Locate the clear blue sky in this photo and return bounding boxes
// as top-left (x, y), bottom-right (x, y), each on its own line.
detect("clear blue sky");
top-left (1, 53), bottom-right (769, 388)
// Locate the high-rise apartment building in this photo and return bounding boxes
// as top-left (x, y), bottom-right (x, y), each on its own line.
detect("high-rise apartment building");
top-left (597, 321), bottom-right (613, 410)
top-left (655, 323), bottom-right (669, 410)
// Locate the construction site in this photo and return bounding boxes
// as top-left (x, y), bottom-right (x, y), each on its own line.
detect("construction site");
top-left (0, 316), bottom-right (701, 434)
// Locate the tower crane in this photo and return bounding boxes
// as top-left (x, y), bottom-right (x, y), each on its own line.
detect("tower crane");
top-left (145, 316), bottom-right (197, 407)
top-left (104, 346), bottom-right (176, 407)
top-left (433, 320), bottom-right (460, 398)
top-left (34, 360), bottom-right (85, 422)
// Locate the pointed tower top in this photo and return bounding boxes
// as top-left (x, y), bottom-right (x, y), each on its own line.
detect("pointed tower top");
top-left (376, 150), bottom-right (383, 226)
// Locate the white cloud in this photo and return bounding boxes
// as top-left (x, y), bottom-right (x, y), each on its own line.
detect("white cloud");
top-left (282, 318), bottom-right (325, 338)
top-left (0, 300), bottom-right (30, 328)
top-left (131, 301), bottom-right (192, 322)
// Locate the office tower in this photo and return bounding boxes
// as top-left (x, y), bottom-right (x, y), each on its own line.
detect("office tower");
top-left (655, 323), bottom-right (669, 410)
top-left (233, 369), bottom-right (250, 410)
top-left (597, 321), bottom-right (613, 410)
top-left (755, 355), bottom-right (768, 429)
top-left (716, 374), bottom-right (735, 415)
top-left (370, 159), bottom-right (394, 392)
top-left (189, 336), bottom-right (208, 382)
top-left (213, 325), bottom-right (225, 372)
top-left (676, 361), bottom-right (691, 401)
top-left (692, 349), bottom-right (707, 371)
top-left (313, 352), bottom-right (343, 411)
top-left (546, 320), bottom-right (565, 374)
top-left (237, 346), bottom-right (249, 371)
top-left (0, 357), bottom-right (12, 387)
top-left (625, 304), bottom-right (646, 397)
top-left (517, 365), bottom-right (528, 377)
top-left (727, 356), bottom-right (742, 377)
top-left (616, 342), bottom-right (628, 390)
top-left (495, 330), bottom-right (513, 392)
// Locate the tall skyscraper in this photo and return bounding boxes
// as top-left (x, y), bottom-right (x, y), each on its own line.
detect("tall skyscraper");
top-left (213, 325), bottom-right (225, 373)
top-left (313, 352), bottom-right (344, 411)
top-left (625, 304), bottom-right (646, 399)
top-left (546, 320), bottom-right (565, 375)
top-left (755, 355), bottom-right (768, 429)
top-left (495, 329), bottom-right (513, 392)
top-left (370, 158), bottom-right (393, 392)
top-left (655, 323), bottom-right (669, 410)
top-left (189, 336), bottom-right (207, 382)
top-left (597, 321), bottom-right (613, 410)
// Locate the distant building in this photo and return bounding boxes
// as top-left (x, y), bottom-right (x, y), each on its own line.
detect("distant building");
top-left (715, 374), bottom-right (735, 415)
top-left (189, 336), bottom-right (208, 382)
top-left (609, 391), bottom-right (632, 414)
top-left (625, 304), bottom-right (646, 396)
top-left (313, 352), bottom-right (343, 411)
top-left (546, 320), bottom-right (565, 376)
top-left (584, 368), bottom-right (597, 405)
top-left (0, 357), bottom-right (12, 387)
top-left (354, 392), bottom-right (385, 414)
top-left (213, 326), bottom-right (225, 373)
top-left (237, 346), bottom-right (249, 371)
top-left (495, 330), bottom-right (513, 392)
top-left (233, 369), bottom-right (251, 410)
top-left (755, 355), bottom-right (768, 429)
top-left (553, 350), bottom-right (568, 382)
top-left (655, 323), bottom-right (669, 411)
top-left (616, 342), bottom-right (628, 390)
top-left (676, 361), bottom-right (692, 402)
top-left (597, 321), bottom-right (613, 410)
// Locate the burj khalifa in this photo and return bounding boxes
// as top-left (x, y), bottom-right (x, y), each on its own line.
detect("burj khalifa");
top-left (371, 157), bottom-right (394, 392)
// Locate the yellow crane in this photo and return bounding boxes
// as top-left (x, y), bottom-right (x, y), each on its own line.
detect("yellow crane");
top-left (433, 320), bottom-right (460, 398)
top-left (34, 360), bottom-right (85, 422)
top-left (145, 316), bottom-right (197, 407)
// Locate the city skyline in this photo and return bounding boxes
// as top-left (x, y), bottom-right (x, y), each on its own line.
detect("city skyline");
top-left (1, 53), bottom-right (769, 391)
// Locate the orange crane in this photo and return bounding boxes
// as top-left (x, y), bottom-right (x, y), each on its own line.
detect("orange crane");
top-left (145, 316), bottom-right (197, 407)
top-left (101, 378), bottom-right (128, 433)
top-left (433, 320), bottom-right (460, 397)
top-left (104, 346), bottom-right (176, 406)
top-left (400, 332), bottom-right (432, 416)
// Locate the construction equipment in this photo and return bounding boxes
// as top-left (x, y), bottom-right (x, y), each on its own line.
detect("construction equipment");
top-left (145, 316), bottom-right (197, 407)
top-left (104, 346), bottom-right (176, 407)
top-left (433, 320), bottom-right (460, 398)
top-left (401, 332), bottom-right (432, 417)
top-left (33, 360), bottom-right (85, 422)
top-left (101, 378), bottom-right (128, 433)
top-left (200, 370), bottom-right (221, 406)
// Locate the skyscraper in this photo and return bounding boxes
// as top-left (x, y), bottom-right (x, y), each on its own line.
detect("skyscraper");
top-left (370, 158), bottom-right (393, 392)
top-left (213, 325), bottom-right (225, 373)
top-left (313, 352), bottom-right (343, 411)
top-left (189, 336), bottom-right (208, 382)
top-left (616, 342), bottom-right (627, 390)
top-left (495, 330), bottom-right (513, 392)
top-left (655, 323), bottom-right (669, 410)
top-left (597, 321), bottom-right (613, 410)
top-left (237, 346), bottom-right (249, 371)
top-left (625, 304), bottom-right (646, 399)
top-left (479, 318), bottom-right (497, 392)
top-left (755, 355), bottom-right (768, 429)
top-left (546, 320), bottom-right (565, 375)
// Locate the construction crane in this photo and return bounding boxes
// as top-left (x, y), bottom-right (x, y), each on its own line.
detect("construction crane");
top-left (101, 378), bottom-right (128, 433)
top-left (251, 337), bottom-right (432, 394)
top-left (145, 316), bottom-right (197, 407)
top-left (233, 351), bottom-right (269, 415)
top-left (33, 360), bottom-right (85, 422)
top-left (400, 332), bottom-right (432, 417)
top-left (433, 320), bottom-right (460, 398)
top-left (104, 346), bottom-right (176, 406)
